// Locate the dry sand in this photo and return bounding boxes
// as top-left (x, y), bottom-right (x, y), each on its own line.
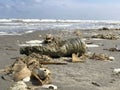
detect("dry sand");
top-left (0, 29), bottom-right (120, 90)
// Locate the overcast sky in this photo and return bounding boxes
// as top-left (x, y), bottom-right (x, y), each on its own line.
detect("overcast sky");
top-left (0, 0), bottom-right (120, 20)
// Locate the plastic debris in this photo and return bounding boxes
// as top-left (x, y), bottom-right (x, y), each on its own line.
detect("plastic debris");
top-left (42, 84), bottom-right (58, 89)
top-left (32, 67), bottom-right (51, 85)
top-left (22, 76), bottom-right (30, 82)
top-left (113, 68), bottom-right (120, 74)
top-left (108, 56), bottom-right (115, 61)
top-left (1, 34), bottom-right (116, 90)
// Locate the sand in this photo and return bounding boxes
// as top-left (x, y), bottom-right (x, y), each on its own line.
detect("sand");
top-left (0, 29), bottom-right (120, 90)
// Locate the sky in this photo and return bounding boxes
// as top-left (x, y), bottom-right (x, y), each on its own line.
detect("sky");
top-left (0, 0), bottom-right (120, 20)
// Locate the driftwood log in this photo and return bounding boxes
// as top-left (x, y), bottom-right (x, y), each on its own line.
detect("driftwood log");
top-left (20, 38), bottom-right (86, 57)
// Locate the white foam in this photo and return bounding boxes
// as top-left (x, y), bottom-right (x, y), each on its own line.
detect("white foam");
top-left (0, 19), bottom-right (120, 23)
top-left (53, 24), bottom-right (72, 27)
top-left (1, 19), bottom-right (120, 36)
top-left (25, 30), bottom-right (34, 34)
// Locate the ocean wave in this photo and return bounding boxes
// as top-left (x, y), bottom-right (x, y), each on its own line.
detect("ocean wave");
top-left (0, 19), bottom-right (120, 35)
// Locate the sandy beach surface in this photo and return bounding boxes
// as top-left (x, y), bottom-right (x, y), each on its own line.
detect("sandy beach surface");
top-left (0, 29), bottom-right (120, 90)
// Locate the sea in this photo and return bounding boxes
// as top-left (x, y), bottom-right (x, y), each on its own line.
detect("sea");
top-left (0, 19), bottom-right (120, 35)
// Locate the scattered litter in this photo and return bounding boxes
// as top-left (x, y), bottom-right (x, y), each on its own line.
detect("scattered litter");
top-left (88, 53), bottom-right (114, 61)
top-left (1, 34), bottom-right (116, 90)
top-left (92, 33), bottom-right (120, 40)
top-left (42, 84), bottom-right (58, 89)
top-left (86, 44), bottom-right (99, 48)
top-left (34, 68), bottom-right (51, 80)
top-left (109, 56), bottom-right (115, 61)
top-left (113, 68), bottom-right (120, 74)
top-left (0, 52), bottom-right (68, 86)
top-left (32, 67), bottom-right (52, 85)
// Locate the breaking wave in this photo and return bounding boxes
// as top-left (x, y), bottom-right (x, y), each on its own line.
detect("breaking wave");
top-left (0, 19), bottom-right (120, 35)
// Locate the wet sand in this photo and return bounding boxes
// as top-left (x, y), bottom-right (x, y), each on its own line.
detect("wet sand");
top-left (0, 29), bottom-right (120, 90)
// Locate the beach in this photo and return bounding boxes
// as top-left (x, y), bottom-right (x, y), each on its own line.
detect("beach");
top-left (0, 29), bottom-right (120, 90)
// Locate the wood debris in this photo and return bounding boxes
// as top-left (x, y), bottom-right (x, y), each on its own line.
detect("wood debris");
top-left (72, 53), bottom-right (86, 63)
top-left (87, 53), bottom-right (114, 61)
top-left (92, 33), bottom-right (120, 40)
